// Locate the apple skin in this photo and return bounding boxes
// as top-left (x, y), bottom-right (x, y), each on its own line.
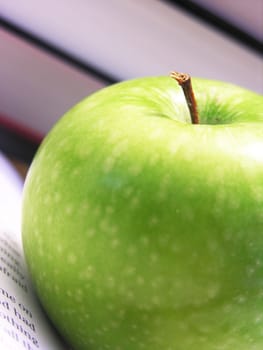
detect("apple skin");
top-left (22, 76), bottom-right (263, 349)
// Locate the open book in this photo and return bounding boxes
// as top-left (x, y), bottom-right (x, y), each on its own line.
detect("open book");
top-left (0, 152), bottom-right (67, 349)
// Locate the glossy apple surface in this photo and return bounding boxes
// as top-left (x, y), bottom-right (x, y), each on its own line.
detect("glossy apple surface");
top-left (22, 76), bottom-right (263, 349)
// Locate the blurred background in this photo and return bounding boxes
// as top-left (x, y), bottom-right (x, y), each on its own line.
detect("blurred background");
top-left (0, 0), bottom-right (262, 174)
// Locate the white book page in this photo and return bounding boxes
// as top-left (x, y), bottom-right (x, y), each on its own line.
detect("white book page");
top-left (0, 153), bottom-right (67, 350)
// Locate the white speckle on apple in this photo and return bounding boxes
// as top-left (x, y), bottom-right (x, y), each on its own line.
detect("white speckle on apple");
top-left (56, 244), bottom-right (63, 254)
top-left (43, 194), bottom-right (51, 205)
top-left (109, 225), bottom-right (118, 235)
top-left (67, 253), bottom-right (77, 264)
top-left (54, 284), bottom-right (60, 294)
top-left (75, 289), bottom-right (83, 302)
top-left (151, 277), bottom-right (162, 289)
top-left (93, 205), bottom-right (102, 217)
top-left (38, 247), bottom-right (44, 257)
top-left (106, 276), bottom-right (115, 288)
top-left (86, 228), bottom-right (96, 238)
top-left (53, 192), bottom-right (61, 203)
top-left (213, 204), bottom-right (225, 219)
top-left (171, 243), bottom-right (179, 253)
top-left (111, 140), bottom-right (128, 158)
top-left (148, 216), bottom-right (159, 227)
top-left (207, 240), bottom-right (220, 253)
top-left (107, 129), bottom-right (121, 144)
top-left (124, 266), bottom-right (136, 275)
top-left (84, 313), bottom-right (90, 319)
top-left (127, 245), bottom-right (137, 256)
top-left (111, 238), bottom-right (120, 248)
top-left (149, 252), bottom-right (159, 264)
top-left (31, 214), bottom-right (38, 227)
top-left (142, 322), bottom-right (150, 332)
top-left (153, 317), bottom-right (162, 327)
top-left (128, 164), bottom-right (142, 176)
top-left (235, 294), bottom-right (247, 304)
top-left (47, 216), bottom-right (52, 225)
top-left (77, 144), bottom-right (93, 159)
top-left (136, 276), bottom-right (145, 285)
top-left (184, 208), bottom-right (194, 221)
top-left (33, 228), bottom-right (39, 237)
top-left (169, 140), bottom-right (180, 155)
top-left (105, 205), bottom-right (114, 214)
top-left (255, 259), bottom-right (262, 266)
top-left (158, 233), bottom-right (170, 247)
top-left (223, 229), bottom-right (234, 242)
top-left (148, 152), bottom-right (160, 167)
top-left (102, 325), bottom-right (110, 334)
top-left (79, 265), bottom-right (95, 280)
top-left (65, 205), bottom-right (73, 215)
top-left (149, 127), bottom-right (164, 140)
top-left (129, 335), bottom-right (137, 343)
top-left (118, 284), bottom-right (127, 297)
top-left (71, 168), bottom-right (81, 177)
top-left (252, 186), bottom-right (263, 204)
top-left (44, 282), bottom-right (51, 292)
top-left (126, 290), bottom-right (135, 301)
top-left (140, 235), bottom-right (150, 246)
top-left (246, 266), bottom-right (256, 276)
top-left (50, 165), bottom-right (61, 182)
top-left (222, 303), bottom-right (232, 314)
top-left (81, 200), bottom-right (90, 212)
top-left (66, 289), bottom-right (72, 297)
top-left (106, 303), bottom-right (114, 311)
top-left (130, 196), bottom-right (140, 209)
top-left (84, 282), bottom-right (91, 290)
top-left (254, 314), bottom-right (263, 324)
top-left (123, 186), bottom-right (134, 198)
top-left (229, 197), bottom-right (240, 210)
top-left (103, 156), bottom-right (116, 173)
top-left (109, 320), bottom-right (119, 329)
top-left (207, 284), bottom-right (220, 299)
top-left (95, 288), bottom-right (103, 298)
top-left (151, 295), bottom-right (161, 306)
top-left (99, 218), bottom-right (111, 231)
top-left (241, 141), bottom-right (263, 162)
top-left (95, 328), bottom-right (103, 336)
top-left (116, 308), bottom-right (125, 319)
top-left (170, 279), bottom-right (183, 291)
top-left (88, 337), bottom-right (95, 345)
top-left (156, 188), bottom-right (168, 202)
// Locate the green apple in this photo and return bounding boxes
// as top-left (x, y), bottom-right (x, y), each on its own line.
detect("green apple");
top-left (22, 74), bottom-right (263, 350)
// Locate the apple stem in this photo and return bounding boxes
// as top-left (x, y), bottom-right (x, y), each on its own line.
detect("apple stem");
top-left (170, 71), bottom-right (199, 124)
